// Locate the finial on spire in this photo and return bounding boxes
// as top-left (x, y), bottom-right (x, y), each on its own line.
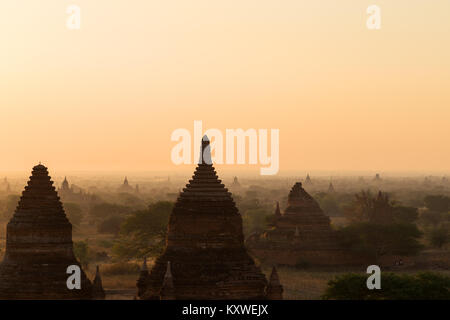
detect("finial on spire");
top-left (199, 135), bottom-right (212, 165)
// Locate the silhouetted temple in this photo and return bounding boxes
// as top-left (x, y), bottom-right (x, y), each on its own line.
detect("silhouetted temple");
top-left (247, 182), bottom-right (357, 266)
top-left (0, 164), bottom-right (98, 299)
top-left (304, 174), bottom-right (312, 185)
top-left (137, 136), bottom-right (276, 300)
top-left (118, 176), bottom-right (138, 193)
top-left (231, 176), bottom-right (241, 187)
top-left (327, 182), bottom-right (335, 193)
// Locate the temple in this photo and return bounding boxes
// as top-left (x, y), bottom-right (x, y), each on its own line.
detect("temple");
top-left (304, 174), bottom-right (312, 185)
top-left (247, 182), bottom-right (358, 266)
top-left (231, 176), bottom-right (241, 187)
top-left (327, 182), bottom-right (335, 194)
top-left (137, 136), bottom-right (278, 300)
top-left (0, 164), bottom-right (102, 299)
top-left (118, 176), bottom-right (137, 193)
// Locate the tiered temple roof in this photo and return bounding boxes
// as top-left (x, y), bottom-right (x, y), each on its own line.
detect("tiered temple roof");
top-left (253, 182), bottom-right (338, 250)
top-left (138, 136), bottom-right (270, 300)
top-left (0, 164), bottom-right (95, 299)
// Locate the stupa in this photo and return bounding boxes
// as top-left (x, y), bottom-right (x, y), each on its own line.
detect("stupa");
top-left (137, 136), bottom-right (271, 300)
top-left (231, 176), bottom-right (241, 187)
top-left (0, 164), bottom-right (94, 299)
top-left (304, 174), bottom-right (312, 185)
top-left (327, 182), bottom-right (335, 194)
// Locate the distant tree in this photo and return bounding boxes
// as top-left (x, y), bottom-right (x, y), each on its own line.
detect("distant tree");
top-left (0, 194), bottom-right (20, 221)
top-left (97, 215), bottom-right (124, 235)
top-left (428, 225), bottom-right (449, 249)
top-left (337, 222), bottom-right (422, 264)
top-left (323, 272), bottom-right (450, 300)
top-left (73, 240), bottom-right (90, 268)
top-left (392, 206), bottom-right (419, 224)
top-left (345, 190), bottom-right (393, 224)
top-left (63, 202), bottom-right (83, 227)
top-left (242, 208), bottom-right (271, 235)
top-left (316, 193), bottom-right (341, 217)
top-left (89, 202), bottom-right (133, 219)
top-left (420, 210), bottom-right (446, 227)
top-left (424, 195), bottom-right (450, 213)
top-left (112, 201), bottom-right (173, 260)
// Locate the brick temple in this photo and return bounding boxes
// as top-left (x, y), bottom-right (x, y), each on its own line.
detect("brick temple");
top-left (247, 182), bottom-right (356, 266)
top-left (0, 164), bottom-right (102, 299)
top-left (137, 137), bottom-right (280, 299)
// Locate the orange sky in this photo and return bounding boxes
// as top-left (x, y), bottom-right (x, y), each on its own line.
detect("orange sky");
top-left (0, 1), bottom-right (449, 173)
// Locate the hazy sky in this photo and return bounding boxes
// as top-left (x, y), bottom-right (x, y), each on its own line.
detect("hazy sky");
top-left (1, 1), bottom-right (449, 173)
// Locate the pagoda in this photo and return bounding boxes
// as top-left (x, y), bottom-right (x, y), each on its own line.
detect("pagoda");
top-left (231, 176), bottom-right (241, 187)
top-left (137, 136), bottom-right (271, 300)
top-left (304, 174), bottom-right (312, 185)
top-left (327, 182), bottom-right (335, 194)
top-left (247, 182), bottom-right (349, 266)
top-left (0, 164), bottom-right (94, 299)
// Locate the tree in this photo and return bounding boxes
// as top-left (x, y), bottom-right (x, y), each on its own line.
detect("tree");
top-left (63, 202), bottom-right (84, 227)
top-left (337, 222), bottom-right (422, 264)
top-left (73, 240), bottom-right (90, 268)
top-left (392, 206), bottom-right (418, 224)
top-left (323, 272), bottom-right (450, 300)
top-left (428, 225), bottom-right (449, 248)
top-left (344, 190), bottom-right (393, 224)
top-left (0, 194), bottom-right (20, 221)
top-left (424, 195), bottom-right (449, 213)
top-left (97, 215), bottom-right (124, 235)
top-left (112, 201), bottom-right (173, 260)
top-left (89, 202), bottom-right (133, 219)
top-left (242, 208), bottom-right (271, 235)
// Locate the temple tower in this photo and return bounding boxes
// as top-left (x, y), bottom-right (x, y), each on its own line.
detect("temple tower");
top-left (304, 174), bottom-right (312, 185)
top-left (92, 265), bottom-right (106, 300)
top-left (265, 267), bottom-right (283, 300)
top-left (139, 136), bottom-right (268, 300)
top-left (328, 182), bottom-right (335, 194)
top-left (275, 201), bottom-right (282, 218)
top-left (0, 164), bottom-right (92, 299)
top-left (160, 262), bottom-right (176, 300)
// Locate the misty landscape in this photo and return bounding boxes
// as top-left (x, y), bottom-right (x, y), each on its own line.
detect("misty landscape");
top-left (0, 165), bottom-right (448, 299)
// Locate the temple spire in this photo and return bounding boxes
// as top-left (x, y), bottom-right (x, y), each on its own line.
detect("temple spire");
top-left (137, 257), bottom-right (149, 297)
top-left (92, 265), bottom-right (105, 300)
top-left (275, 201), bottom-right (281, 218)
top-left (328, 181), bottom-right (335, 193)
top-left (160, 261), bottom-right (175, 300)
top-left (266, 266), bottom-right (283, 300)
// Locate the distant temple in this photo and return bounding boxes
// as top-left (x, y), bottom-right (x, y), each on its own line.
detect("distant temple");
top-left (1, 177), bottom-right (11, 193)
top-left (137, 136), bottom-right (280, 300)
top-left (58, 176), bottom-right (93, 202)
top-left (118, 176), bottom-right (138, 193)
top-left (231, 176), bottom-right (241, 187)
top-left (0, 164), bottom-right (104, 299)
top-left (327, 181), bottom-right (335, 194)
top-left (304, 174), bottom-right (312, 185)
top-left (374, 173), bottom-right (382, 181)
top-left (247, 182), bottom-right (361, 266)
